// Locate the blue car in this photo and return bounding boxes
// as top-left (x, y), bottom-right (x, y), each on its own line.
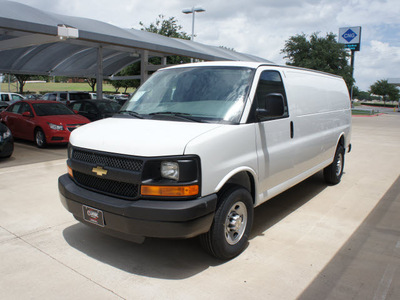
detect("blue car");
top-left (0, 122), bottom-right (14, 158)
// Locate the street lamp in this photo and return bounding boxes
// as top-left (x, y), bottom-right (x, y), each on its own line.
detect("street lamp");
top-left (182, 6), bottom-right (206, 41)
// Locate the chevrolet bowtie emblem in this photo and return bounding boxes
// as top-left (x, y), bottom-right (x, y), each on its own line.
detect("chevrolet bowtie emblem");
top-left (92, 166), bottom-right (108, 176)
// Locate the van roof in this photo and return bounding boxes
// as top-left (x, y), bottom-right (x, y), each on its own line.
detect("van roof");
top-left (163, 61), bottom-right (343, 79)
top-left (164, 61), bottom-right (274, 70)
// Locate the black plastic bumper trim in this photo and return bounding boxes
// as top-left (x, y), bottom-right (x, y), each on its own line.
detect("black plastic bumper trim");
top-left (58, 174), bottom-right (217, 239)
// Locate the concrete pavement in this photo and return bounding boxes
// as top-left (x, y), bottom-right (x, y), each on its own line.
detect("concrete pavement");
top-left (0, 114), bottom-right (399, 299)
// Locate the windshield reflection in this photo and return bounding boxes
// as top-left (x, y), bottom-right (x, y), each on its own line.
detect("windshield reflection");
top-left (122, 66), bottom-right (255, 123)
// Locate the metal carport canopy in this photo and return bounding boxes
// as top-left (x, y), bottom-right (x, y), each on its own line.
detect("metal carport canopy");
top-left (0, 0), bottom-right (273, 98)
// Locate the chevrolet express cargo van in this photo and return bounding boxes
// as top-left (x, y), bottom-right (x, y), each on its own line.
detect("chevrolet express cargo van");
top-left (59, 62), bottom-right (352, 259)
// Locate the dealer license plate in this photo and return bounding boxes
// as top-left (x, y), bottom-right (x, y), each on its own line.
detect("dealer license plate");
top-left (82, 205), bottom-right (105, 227)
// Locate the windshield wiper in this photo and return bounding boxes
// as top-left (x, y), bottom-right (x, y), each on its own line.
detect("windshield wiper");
top-left (118, 110), bottom-right (144, 119)
top-left (149, 111), bottom-right (202, 122)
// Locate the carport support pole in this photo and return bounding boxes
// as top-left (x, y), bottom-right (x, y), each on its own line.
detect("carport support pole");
top-left (140, 50), bottom-right (149, 85)
top-left (96, 46), bottom-right (103, 99)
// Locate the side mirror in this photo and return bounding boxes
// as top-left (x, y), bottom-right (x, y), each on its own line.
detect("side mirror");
top-left (73, 110), bottom-right (79, 114)
top-left (256, 93), bottom-right (285, 119)
top-left (22, 111), bottom-right (32, 117)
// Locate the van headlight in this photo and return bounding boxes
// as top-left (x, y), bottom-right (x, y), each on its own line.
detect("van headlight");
top-left (141, 156), bottom-right (201, 198)
top-left (161, 161), bottom-right (179, 181)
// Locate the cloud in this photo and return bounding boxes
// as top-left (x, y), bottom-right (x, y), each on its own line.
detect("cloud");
top-left (9, 0), bottom-right (400, 90)
top-left (355, 40), bottom-right (400, 89)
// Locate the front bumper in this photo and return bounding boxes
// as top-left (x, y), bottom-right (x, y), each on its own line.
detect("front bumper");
top-left (0, 136), bottom-right (13, 157)
top-left (58, 174), bottom-right (217, 241)
top-left (46, 129), bottom-right (71, 144)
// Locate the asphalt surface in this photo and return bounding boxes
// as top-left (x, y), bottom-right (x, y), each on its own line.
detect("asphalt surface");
top-left (0, 114), bottom-right (399, 299)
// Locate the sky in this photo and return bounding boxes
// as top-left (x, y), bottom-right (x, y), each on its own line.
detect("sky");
top-left (9, 0), bottom-right (400, 91)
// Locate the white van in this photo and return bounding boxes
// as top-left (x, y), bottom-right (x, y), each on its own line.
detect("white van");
top-left (59, 62), bottom-right (352, 259)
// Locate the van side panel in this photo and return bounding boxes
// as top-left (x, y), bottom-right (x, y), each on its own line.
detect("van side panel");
top-left (283, 69), bottom-right (351, 179)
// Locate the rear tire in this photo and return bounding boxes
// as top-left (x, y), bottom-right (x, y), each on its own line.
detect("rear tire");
top-left (324, 144), bottom-right (345, 185)
top-left (35, 129), bottom-right (46, 148)
top-left (200, 185), bottom-right (253, 260)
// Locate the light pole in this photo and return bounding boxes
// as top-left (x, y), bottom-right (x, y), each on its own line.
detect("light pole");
top-left (182, 6), bottom-right (206, 41)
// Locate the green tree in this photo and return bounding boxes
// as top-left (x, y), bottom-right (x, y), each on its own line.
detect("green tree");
top-left (139, 15), bottom-right (191, 65)
top-left (281, 32), bottom-right (354, 91)
top-left (370, 79), bottom-right (400, 105)
top-left (14, 74), bottom-right (30, 93)
top-left (140, 15), bottom-right (190, 39)
top-left (86, 78), bottom-right (96, 92)
top-left (352, 86), bottom-right (360, 98)
top-left (110, 61), bottom-right (141, 92)
top-left (110, 15), bottom-right (191, 92)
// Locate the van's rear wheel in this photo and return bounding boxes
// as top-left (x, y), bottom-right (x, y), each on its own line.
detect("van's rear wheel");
top-left (324, 144), bottom-right (345, 184)
top-left (200, 185), bottom-right (253, 260)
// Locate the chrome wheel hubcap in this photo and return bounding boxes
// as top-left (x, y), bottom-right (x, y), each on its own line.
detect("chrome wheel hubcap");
top-left (336, 153), bottom-right (343, 177)
top-left (225, 201), bottom-right (247, 245)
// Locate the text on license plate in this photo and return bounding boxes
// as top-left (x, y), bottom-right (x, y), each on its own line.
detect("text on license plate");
top-left (82, 205), bottom-right (105, 227)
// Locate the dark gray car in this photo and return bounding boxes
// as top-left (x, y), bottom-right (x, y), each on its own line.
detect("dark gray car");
top-left (68, 99), bottom-right (121, 121)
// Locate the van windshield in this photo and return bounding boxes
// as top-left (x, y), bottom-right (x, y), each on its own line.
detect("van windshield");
top-left (122, 66), bottom-right (255, 123)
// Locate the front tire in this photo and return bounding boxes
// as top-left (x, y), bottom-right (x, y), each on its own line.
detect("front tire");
top-left (35, 129), bottom-right (46, 148)
top-left (324, 144), bottom-right (345, 184)
top-left (200, 185), bottom-right (253, 260)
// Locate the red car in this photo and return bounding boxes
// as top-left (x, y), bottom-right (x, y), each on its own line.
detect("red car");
top-left (0, 100), bottom-right (90, 147)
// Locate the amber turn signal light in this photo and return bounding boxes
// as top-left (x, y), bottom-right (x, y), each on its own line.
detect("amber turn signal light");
top-left (141, 185), bottom-right (199, 197)
top-left (67, 165), bottom-right (73, 178)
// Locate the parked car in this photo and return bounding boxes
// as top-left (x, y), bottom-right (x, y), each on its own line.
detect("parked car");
top-left (68, 99), bottom-right (121, 121)
top-left (0, 122), bottom-right (13, 158)
top-left (0, 100), bottom-right (90, 148)
top-left (0, 92), bottom-right (25, 103)
top-left (0, 101), bottom-right (9, 112)
top-left (105, 93), bottom-right (129, 106)
top-left (42, 91), bottom-right (91, 104)
top-left (25, 94), bottom-right (43, 100)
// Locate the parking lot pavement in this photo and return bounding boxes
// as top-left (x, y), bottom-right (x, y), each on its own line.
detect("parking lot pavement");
top-left (0, 114), bottom-right (399, 299)
top-left (0, 140), bottom-right (67, 168)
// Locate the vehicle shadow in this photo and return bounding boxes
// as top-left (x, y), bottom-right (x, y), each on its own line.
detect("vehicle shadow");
top-left (63, 224), bottom-right (223, 279)
top-left (62, 172), bottom-right (328, 279)
top-left (13, 138), bottom-right (68, 149)
top-left (251, 172), bottom-right (328, 239)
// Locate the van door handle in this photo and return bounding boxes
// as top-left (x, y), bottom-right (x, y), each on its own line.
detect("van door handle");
top-left (290, 121), bottom-right (294, 139)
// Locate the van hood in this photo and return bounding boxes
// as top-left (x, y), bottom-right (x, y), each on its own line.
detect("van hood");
top-left (69, 117), bottom-right (223, 157)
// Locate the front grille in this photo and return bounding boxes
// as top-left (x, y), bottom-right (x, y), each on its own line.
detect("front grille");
top-left (67, 124), bottom-right (86, 132)
top-left (72, 149), bottom-right (143, 171)
top-left (73, 171), bottom-right (139, 199)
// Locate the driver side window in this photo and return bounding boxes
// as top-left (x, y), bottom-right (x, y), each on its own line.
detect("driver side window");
top-left (19, 102), bottom-right (33, 115)
top-left (255, 71), bottom-right (289, 121)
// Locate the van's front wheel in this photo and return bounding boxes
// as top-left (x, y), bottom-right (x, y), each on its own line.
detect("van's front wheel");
top-left (200, 186), bottom-right (253, 260)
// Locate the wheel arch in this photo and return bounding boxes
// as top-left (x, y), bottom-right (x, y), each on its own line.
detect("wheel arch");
top-left (215, 168), bottom-right (256, 204)
top-left (337, 133), bottom-right (345, 148)
top-left (33, 126), bottom-right (44, 137)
